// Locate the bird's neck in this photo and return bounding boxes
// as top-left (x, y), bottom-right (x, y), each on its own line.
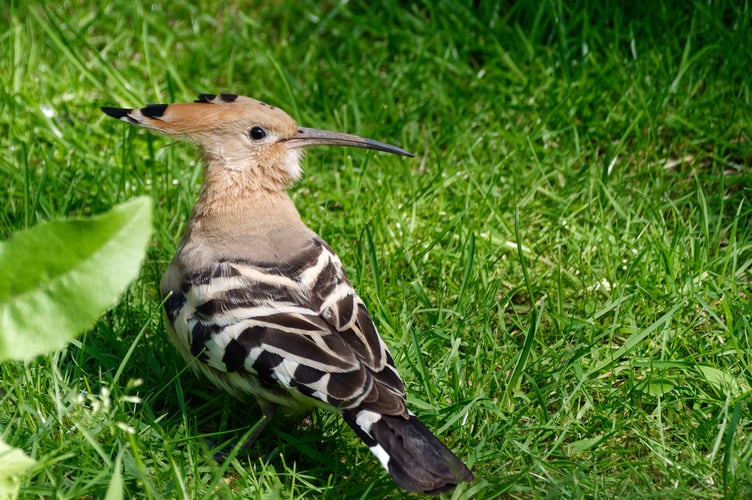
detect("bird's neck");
top-left (185, 163), bottom-right (304, 241)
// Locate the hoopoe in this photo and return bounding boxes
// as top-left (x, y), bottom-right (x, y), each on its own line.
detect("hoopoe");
top-left (102, 93), bottom-right (473, 495)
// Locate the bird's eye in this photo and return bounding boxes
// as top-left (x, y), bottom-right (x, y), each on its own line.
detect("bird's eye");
top-left (249, 126), bottom-right (267, 140)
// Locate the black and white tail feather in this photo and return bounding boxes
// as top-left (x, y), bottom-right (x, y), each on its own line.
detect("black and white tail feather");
top-left (343, 410), bottom-right (474, 495)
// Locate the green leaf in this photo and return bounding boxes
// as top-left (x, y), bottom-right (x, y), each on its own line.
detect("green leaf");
top-left (0, 197), bottom-right (152, 361)
top-left (0, 439), bottom-right (36, 499)
top-left (642, 380), bottom-right (676, 397)
top-left (698, 365), bottom-right (746, 398)
top-left (567, 435), bottom-right (604, 453)
top-left (104, 451), bottom-right (123, 500)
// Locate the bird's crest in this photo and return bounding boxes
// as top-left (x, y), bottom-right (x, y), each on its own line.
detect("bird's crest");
top-left (102, 94), bottom-right (298, 139)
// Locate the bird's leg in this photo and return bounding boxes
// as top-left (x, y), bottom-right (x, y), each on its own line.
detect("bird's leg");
top-left (239, 410), bottom-right (274, 451)
top-left (212, 409), bottom-right (274, 462)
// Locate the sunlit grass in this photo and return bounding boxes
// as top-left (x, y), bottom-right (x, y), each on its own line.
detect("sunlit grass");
top-left (1, 0), bottom-right (751, 497)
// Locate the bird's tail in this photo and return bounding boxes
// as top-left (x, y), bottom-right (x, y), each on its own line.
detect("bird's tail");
top-left (342, 409), bottom-right (474, 495)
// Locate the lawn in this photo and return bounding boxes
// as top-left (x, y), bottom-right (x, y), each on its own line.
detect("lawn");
top-left (1, 1), bottom-right (751, 498)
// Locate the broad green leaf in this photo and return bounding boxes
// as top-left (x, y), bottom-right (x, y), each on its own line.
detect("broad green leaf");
top-left (642, 380), bottom-right (676, 397)
top-left (698, 365), bottom-right (746, 398)
top-left (0, 439), bottom-right (36, 499)
top-left (567, 435), bottom-right (604, 453)
top-left (0, 197), bottom-right (152, 361)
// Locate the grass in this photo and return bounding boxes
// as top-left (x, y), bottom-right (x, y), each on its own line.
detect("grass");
top-left (1, 0), bottom-right (751, 497)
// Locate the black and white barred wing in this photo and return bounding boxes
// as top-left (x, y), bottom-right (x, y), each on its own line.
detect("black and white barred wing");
top-left (163, 237), bottom-right (406, 416)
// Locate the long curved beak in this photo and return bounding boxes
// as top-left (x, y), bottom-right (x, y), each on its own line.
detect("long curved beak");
top-left (283, 127), bottom-right (414, 157)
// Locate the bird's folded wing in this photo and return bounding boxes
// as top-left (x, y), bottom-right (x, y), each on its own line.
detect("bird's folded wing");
top-left (165, 238), bottom-right (406, 415)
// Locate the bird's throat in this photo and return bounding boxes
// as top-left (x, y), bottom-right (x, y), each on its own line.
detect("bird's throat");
top-left (187, 170), bottom-right (304, 242)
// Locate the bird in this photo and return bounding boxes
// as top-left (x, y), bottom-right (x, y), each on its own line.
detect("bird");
top-left (101, 93), bottom-right (473, 495)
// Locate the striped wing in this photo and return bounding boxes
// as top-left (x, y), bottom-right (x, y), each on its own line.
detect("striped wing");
top-left (163, 237), bottom-right (407, 416)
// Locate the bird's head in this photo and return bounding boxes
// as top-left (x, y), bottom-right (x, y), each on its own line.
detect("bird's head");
top-left (102, 93), bottom-right (413, 191)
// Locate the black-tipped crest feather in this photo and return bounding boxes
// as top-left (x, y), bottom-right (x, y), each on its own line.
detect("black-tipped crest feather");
top-left (101, 106), bottom-right (132, 119)
top-left (141, 103), bottom-right (168, 118)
